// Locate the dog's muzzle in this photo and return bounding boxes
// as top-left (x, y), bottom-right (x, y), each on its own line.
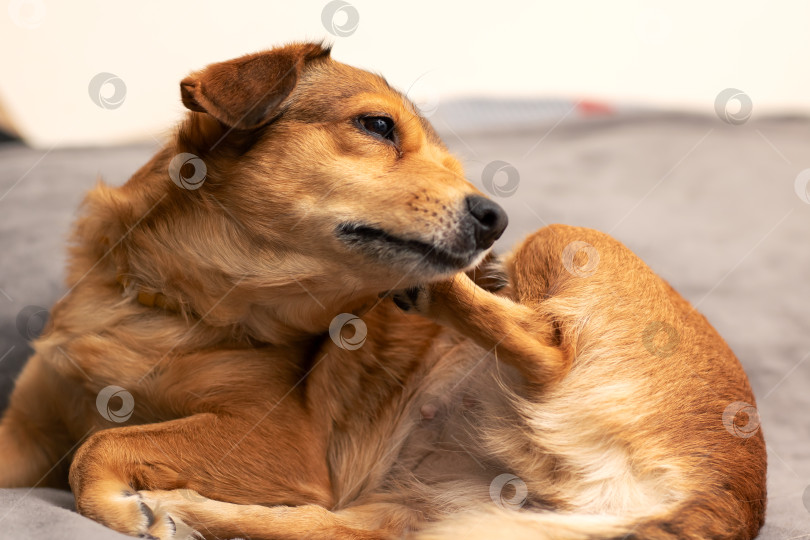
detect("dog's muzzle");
top-left (336, 196), bottom-right (508, 272)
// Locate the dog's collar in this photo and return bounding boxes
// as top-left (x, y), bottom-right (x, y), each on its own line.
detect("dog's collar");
top-left (116, 274), bottom-right (180, 312)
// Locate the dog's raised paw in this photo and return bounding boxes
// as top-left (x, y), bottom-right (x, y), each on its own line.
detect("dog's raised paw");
top-left (391, 286), bottom-right (430, 314)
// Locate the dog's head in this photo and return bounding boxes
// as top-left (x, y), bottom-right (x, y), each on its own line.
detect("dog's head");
top-left (79, 43), bottom-right (507, 337)
top-left (177, 43), bottom-right (507, 287)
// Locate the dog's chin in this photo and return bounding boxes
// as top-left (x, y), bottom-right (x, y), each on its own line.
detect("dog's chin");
top-left (335, 223), bottom-right (486, 276)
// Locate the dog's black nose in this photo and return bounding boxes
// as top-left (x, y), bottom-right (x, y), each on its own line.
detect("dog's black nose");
top-left (465, 195), bottom-right (508, 249)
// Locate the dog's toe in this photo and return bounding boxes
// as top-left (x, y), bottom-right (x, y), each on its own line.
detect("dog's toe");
top-left (139, 490), bottom-right (202, 540)
top-left (132, 491), bottom-right (179, 540)
top-left (106, 489), bottom-right (182, 539)
top-left (76, 487), bottom-right (167, 538)
top-left (142, 505), bottom-right (177, 539)
top-left (391, 286), bottom-right (429, 313)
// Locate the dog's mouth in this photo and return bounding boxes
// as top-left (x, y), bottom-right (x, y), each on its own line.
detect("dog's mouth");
top-left (336, 223), bottom-right (479, 271)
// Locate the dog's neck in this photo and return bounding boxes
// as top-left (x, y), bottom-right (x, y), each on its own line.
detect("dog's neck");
top-left (113, 260), bottom-right (379, 344)
top-left (73, 153), bottom-right (381, 346)
top-left (112, 274), bottom-right (378, 344)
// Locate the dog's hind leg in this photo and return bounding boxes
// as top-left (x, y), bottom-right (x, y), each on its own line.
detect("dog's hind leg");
top-left (391, 224), bottom-right (653, 389)
top-left (0, 354), bottom-right (75, 488)
top-left (392, 272), bottom-right (570, 389)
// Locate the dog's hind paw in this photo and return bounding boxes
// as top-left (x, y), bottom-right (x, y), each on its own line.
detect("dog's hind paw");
top-left (391, 286), bottom-right (430, 314)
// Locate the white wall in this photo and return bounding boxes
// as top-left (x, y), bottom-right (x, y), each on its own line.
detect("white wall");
top-left (1, 0), bottom-right (808, 147)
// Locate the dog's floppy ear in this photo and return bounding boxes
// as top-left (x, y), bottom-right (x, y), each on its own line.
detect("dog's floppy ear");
top-left (180, 43), bottom-right (330, 130)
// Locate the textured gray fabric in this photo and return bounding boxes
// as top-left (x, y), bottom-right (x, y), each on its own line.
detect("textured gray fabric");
top-left (0, 111), bottom-right (808, 538)
top-left (0, 488), bottom-right (130, 539)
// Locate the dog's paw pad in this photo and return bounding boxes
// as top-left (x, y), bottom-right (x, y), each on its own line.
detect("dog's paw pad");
top-left (391, 286), bottom-right (429, 313)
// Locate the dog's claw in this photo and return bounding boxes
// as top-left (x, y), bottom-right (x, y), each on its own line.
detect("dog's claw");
top-left (139, 501), bottom-right (156, 528)
top-left (392, 286), bottom-right (428, 313)
top-left (392, 293), bottom-right (413, 311)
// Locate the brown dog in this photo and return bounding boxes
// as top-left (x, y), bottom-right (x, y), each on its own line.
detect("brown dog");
top-left (0, 42), bottom-right (766, 539)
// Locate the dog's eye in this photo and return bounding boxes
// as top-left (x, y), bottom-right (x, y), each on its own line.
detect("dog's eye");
top-left (358, 116), bottom-right (396, 142)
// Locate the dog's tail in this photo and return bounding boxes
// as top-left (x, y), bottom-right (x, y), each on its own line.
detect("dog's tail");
top-left (412, 497), bottom-right (763, 540)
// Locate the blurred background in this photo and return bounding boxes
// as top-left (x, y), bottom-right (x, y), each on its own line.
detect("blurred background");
top-left (1, 0), bottom-right (810, 146)
top-left (0, 1), bottom-right (809, 539)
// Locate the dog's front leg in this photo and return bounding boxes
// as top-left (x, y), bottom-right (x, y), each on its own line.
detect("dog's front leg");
top-left (140, 490), bottom-right (410, 540)
top-left (393, 273), bottom-right (570, 388)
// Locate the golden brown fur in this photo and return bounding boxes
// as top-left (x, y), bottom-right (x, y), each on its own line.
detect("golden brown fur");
top-left (0, 42), bottom-right (765, 539)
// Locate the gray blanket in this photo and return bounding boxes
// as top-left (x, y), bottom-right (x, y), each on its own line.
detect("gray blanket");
top-left (1, 109), bottom-right (808, 538)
